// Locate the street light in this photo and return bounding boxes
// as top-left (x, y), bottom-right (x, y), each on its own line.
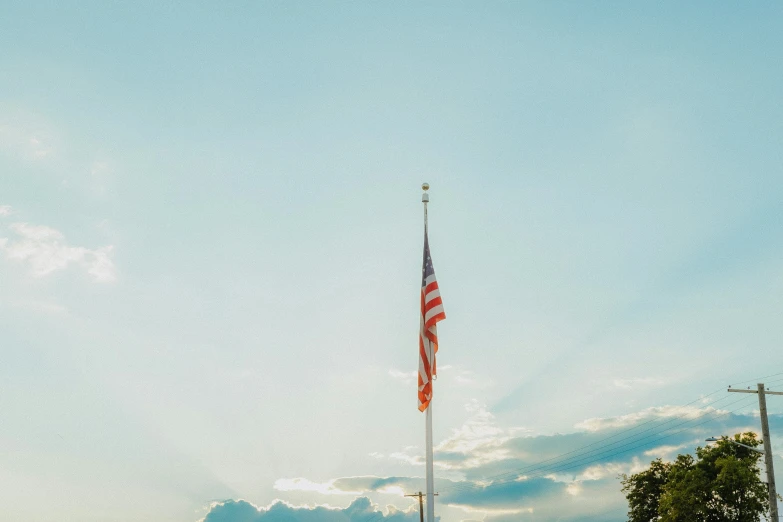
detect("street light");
top-left (705, 436), bottom-right (765, 454)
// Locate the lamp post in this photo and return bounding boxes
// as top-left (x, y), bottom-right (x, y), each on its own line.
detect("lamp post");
top-left (705, 436), bottom-right (765, 454)
top-left (705, 436), bottom-right (776, 520)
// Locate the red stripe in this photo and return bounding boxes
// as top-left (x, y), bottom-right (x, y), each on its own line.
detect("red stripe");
top-left (424, 312), bottom-right (446, 330)
top-left (419, 394), bottom-right (430, 411)
top-left (424, 281), bottom-right (439, 294)
top-left (419, 274), bottom-right (443, 412)
top-left (419, 336), bottom-right (431, 380)
top-left (424, 296), bottom-right (443, 313)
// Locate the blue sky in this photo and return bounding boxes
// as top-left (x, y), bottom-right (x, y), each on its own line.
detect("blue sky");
top-left (2, 2), bottom-right (783, 521)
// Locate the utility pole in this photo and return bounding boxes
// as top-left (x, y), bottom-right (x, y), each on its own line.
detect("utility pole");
top-left (728, 382), bottom-right (782, 521)
top-left (405, 491), bottom-right (437, 522)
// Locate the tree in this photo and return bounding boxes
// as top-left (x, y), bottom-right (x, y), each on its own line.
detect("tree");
top-left (621, 458), bottom-right (672, 522)
top-left (621, 432), bottom-right (768, 522)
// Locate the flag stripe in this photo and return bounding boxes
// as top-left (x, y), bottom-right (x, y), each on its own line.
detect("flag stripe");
top-left (418, 228), bottom-right (445, 412)
top-left (424, 298), bottom-right (443, 313)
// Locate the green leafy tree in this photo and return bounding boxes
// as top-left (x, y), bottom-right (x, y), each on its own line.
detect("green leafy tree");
top-left (621, 458), bottom-right (673, 521)
top-left (621, 432), bottom-right (768, 522)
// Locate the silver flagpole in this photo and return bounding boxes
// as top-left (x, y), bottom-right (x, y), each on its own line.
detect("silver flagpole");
top-left (426, 404), bottom-right (435, 522)
top-left (422, 183), bottom-right (435, 522)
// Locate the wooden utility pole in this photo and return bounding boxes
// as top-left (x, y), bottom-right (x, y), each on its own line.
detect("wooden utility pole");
top-left (405, 491), bottom-right (437, 522)
top-left (728, 382), bottom-right (782, 521)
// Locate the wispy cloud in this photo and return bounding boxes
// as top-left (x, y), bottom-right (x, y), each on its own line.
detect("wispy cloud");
top-left (274, 478), bottom-right (361, 496)
top-left (642, 443), bottom-right (687, 460)
top-left (575, 404), bottom-right (713, 432)
top-left (388, 369), bottom-right (417, 385)
top-left (434, 401), bottom-right (516, 470)
top-left (1, 221), bottom-right (116, 282)
top-left (452, 368), bottom-right (494, 389)
top-left (0, 205), bottom-right (12, 216)
top-left (1, 114), bottom-right (115, 198)
top-left (0, 120), bottom-right (57, 161)
top-left (388, 366), bottom-right (494, 390)
top-left (386, 401), bottom-right (529, 472)
top-left (265, 406), bottom-right (779, 522)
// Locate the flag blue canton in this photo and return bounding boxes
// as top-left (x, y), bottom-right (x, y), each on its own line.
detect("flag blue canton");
top-left (422, 233), bottom-right (435, 285)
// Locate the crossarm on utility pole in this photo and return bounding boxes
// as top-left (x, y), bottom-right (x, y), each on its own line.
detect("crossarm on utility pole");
top-left (728, 388), bottom-right (783, 395)
top-left (405, 491), bottom-right (438, 522)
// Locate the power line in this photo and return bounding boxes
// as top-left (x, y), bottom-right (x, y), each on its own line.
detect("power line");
top-left (441, 394), bottom-right (759, 495)
top-left (731, 371), bottom-right (783, 388)
top-left (442, 391), bottom-right (764, 495)
top-left (360, 369), bottom-right (781, 520)
top-left (446, 394), bottom-right (757, 493)
top-left (507, 396), bottom-right (758, 484)
top-left (440, 370), bottom-right (783, 495)
top-left (440, 391), bottom-right (743, 493)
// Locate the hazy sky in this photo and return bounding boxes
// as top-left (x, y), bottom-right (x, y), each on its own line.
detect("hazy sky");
top-left (2, 2), bottom-right (783, 522)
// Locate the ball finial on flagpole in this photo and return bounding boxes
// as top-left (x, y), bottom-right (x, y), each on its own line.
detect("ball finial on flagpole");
top-left (422, 182), bottom-right (429, 202)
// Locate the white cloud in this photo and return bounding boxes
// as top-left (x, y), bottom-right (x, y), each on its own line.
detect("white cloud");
top-left (86, 246), bottom-right (116, 282)
top-left (0, 205), bottom-right (12, 216)
top-left (575, 404), bottom-right (712, 432)
top-left (451, 504), bottom-right (529, 516)
top-left (385, 401), bottom-right (532, 472)
top-left (265, 408), bottom-right (778, 522)
top-left (273, 478), bottom-right (360, 496)
top-left (377, 485), bottom-right (405, 496)
top-left (1, 221), bottom-right (116, 282)
top-left (565, 481), bottom-right (583, 496)
top-left (389, 451), bottom-right (424, 467)
top-left (388, 369), bottom-right (417, 384)
top-left (437, 402), bottom-right (507, 457)
top-left (576, 461), bottom-right (628, 481)
top-left (643, 444), bottom-right (688, 460)
top-left (434, 401), bottom-right (526, 469)
top-left (374, 401), bottom-right (526, 473)
top-left (453, 368), bottom-right (494, 389)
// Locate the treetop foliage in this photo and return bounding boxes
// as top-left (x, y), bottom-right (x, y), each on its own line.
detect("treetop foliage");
top-left (621, 432), bottom-right (770, 522)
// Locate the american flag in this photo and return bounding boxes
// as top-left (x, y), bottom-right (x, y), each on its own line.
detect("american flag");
top-left (418, 229), bottom-right (446, 412)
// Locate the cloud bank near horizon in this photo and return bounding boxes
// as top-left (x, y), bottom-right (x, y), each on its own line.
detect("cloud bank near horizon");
top-left (202, 398), bottom-right (781, 522)
top-left (203, 497), bottom-right (422, 522)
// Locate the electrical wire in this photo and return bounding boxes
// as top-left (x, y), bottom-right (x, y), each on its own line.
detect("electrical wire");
top-left (441, 394), bottom-right (759, 495)
top-left (440, 391), bottom-right (741, 493)
top-left (358, 369), bottom-right (780, 519)
top-left (730, 371), bottom-right (783, 388)
top-left (439, 370), bottom-right (782, 495)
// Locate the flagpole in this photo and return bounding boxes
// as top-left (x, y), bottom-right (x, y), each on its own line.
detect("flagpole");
top-left (422, 183), bottom-right (435, 522)
top-left (426, 404), bottom-right (435, 522)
